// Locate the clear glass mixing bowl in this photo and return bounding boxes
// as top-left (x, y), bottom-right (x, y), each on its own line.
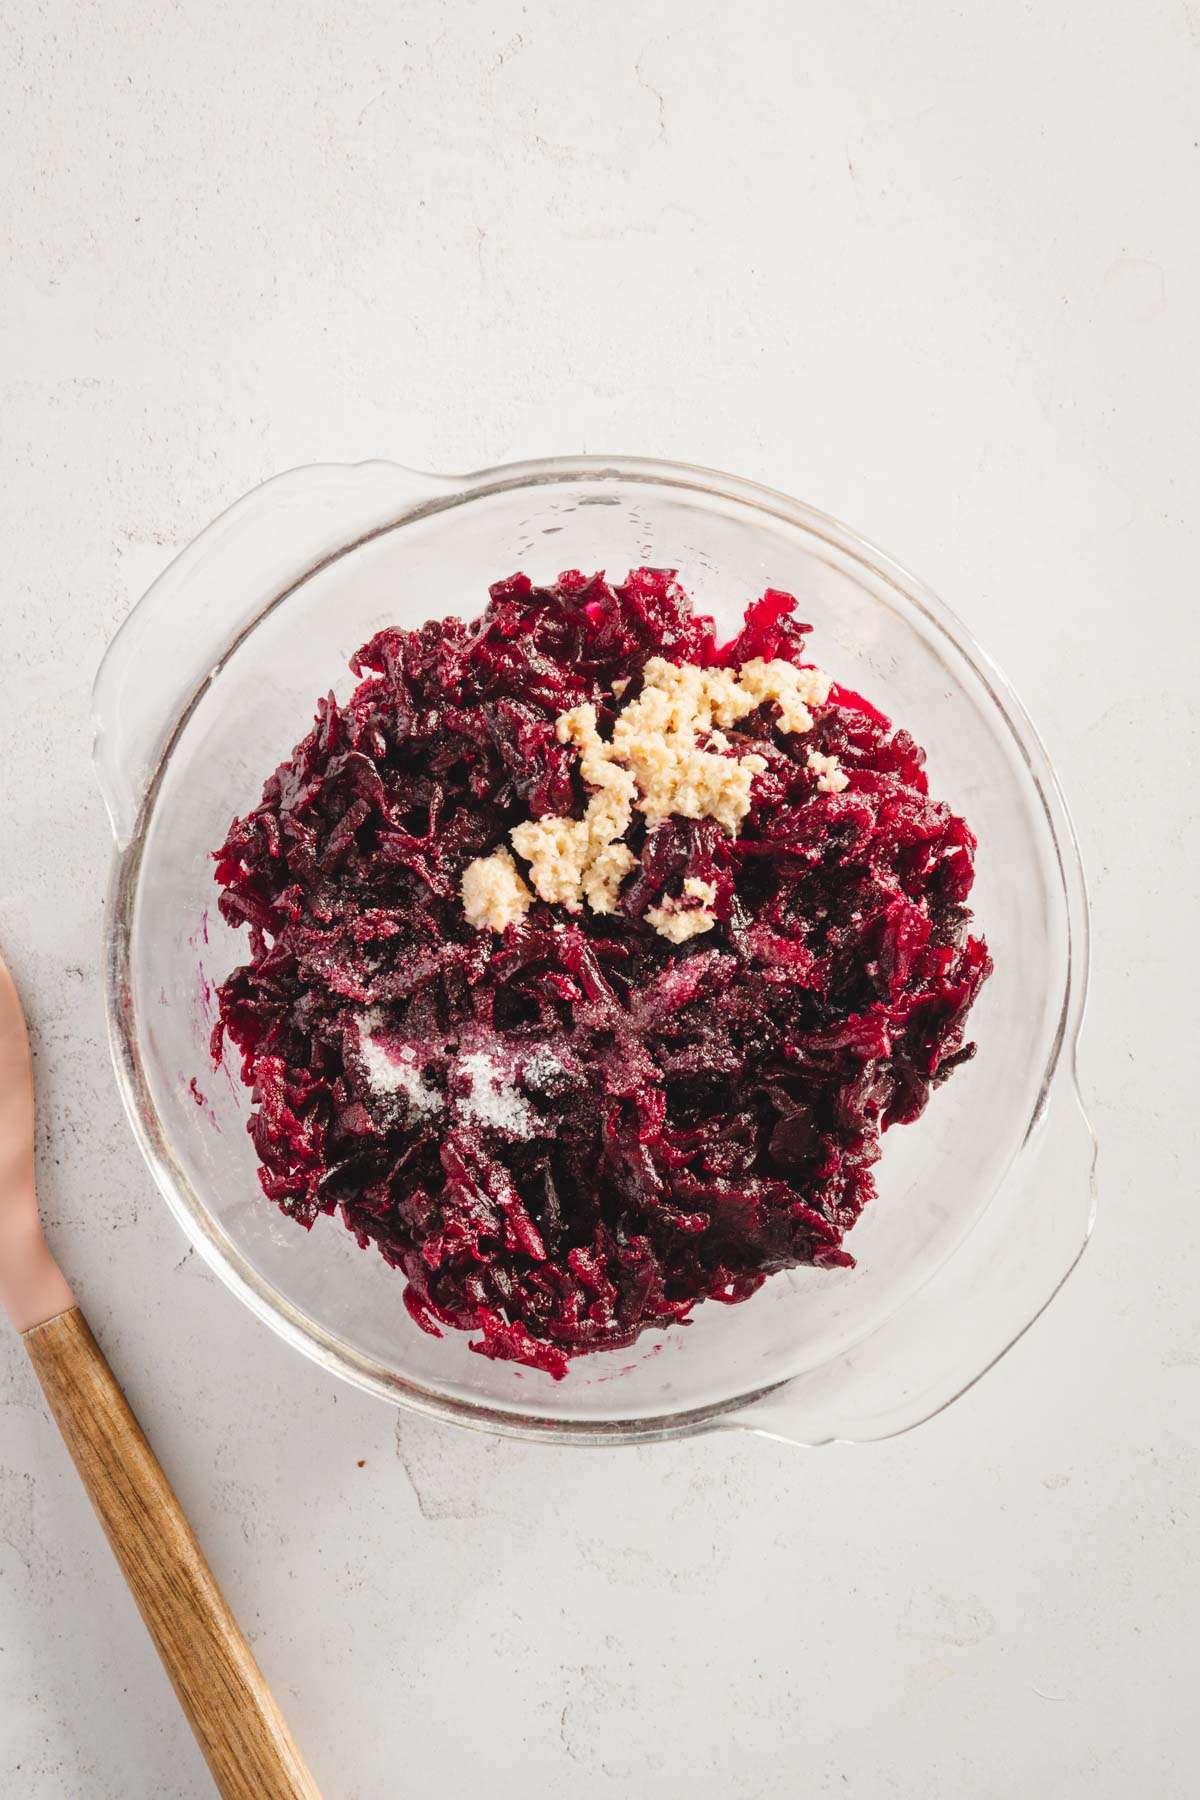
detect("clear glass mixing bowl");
top-left (93, 456), bottom-right (1094, 1446)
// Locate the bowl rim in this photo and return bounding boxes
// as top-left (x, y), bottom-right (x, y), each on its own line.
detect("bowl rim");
top-left (98, 452), bottom-right (1093, 1445)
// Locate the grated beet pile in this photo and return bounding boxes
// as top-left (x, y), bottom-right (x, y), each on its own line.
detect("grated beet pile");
top-left (212, 571), bottom-right (990, 1378)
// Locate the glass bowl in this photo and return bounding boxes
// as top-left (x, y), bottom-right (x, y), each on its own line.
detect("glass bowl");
top-left (93, 456), bottom-right (1094, 1447)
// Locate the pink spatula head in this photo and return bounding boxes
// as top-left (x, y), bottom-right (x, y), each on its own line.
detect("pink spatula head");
top-left (0, 954), bottom-right (74, 1332)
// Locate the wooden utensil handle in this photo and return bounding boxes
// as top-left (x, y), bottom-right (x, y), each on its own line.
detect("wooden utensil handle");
top-left (23, 1306), bottom-right (320, 1800)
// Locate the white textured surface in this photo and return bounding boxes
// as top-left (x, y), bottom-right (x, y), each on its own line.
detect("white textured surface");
top-left (2, 2), bottom-right (1198, 1794)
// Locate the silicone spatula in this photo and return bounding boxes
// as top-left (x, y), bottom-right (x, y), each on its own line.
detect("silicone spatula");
top-left (0, 951), bottom-right (320, 1799)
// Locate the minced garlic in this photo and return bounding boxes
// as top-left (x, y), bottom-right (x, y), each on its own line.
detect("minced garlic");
top-left (583, 839), bottom-right (638, 913)
top-left (806, 749), bottom-right (849, 793)
top-left (646, 877), bottom-right (719, 944)
top-left (461, 847), bottom-right (532, 932)
top-left (462, 653), bottom-right (830, 937)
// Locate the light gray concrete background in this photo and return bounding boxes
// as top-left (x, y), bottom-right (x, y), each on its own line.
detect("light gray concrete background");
top-left (2, 1), bottom-right (1198, 1794)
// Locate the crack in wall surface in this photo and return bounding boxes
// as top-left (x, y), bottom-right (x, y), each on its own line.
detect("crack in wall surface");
top-left (635, 50), bottom-right (667, 142)
top-left (393, 1414), bottom-right (494, 1521)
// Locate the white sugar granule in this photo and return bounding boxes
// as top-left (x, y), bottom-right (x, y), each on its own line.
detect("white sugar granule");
top-left (521, 1046), bottom-right (564, 1088)
top-left (457, 1050), bottom-right (537, 1138)
top-left (357, 1011), bottom-right (443, 1116)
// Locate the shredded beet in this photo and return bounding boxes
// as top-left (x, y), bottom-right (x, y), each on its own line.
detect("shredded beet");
top-left (212, 571), bottom-right (990, 1379)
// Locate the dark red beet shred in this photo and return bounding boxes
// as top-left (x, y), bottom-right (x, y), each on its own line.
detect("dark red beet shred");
top-left (212, 571), bottom-right (990, 1379)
